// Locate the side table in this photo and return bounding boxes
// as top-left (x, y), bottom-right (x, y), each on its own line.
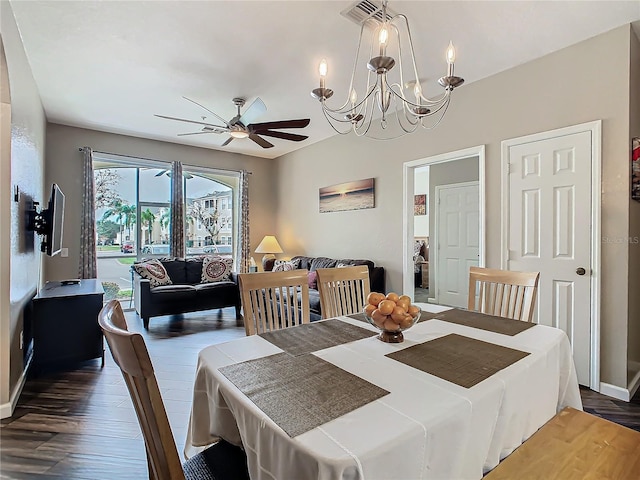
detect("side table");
top-left (31, 279), bottom-right (105, 375)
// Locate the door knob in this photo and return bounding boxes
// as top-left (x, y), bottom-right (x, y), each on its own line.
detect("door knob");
top-left (576, 267), bottom-right (586, 276)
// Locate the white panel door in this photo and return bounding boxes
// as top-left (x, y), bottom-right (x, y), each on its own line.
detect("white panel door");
top-left (507, 131), bottom-right (592, 385)
top-left (436, 182), bottom-right (479, 308)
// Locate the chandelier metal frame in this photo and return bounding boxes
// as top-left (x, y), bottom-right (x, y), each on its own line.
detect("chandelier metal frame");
top-left (311, 0), bottom-right (464, 140)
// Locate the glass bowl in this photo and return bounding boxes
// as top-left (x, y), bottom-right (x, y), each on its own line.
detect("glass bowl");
top-left (363, 306), bottom-right (421, 343)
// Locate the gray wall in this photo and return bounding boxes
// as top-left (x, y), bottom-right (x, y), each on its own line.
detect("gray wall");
top-left (44, 124), bottom-right (279, 281)
top-left (275, 25), bottom-right (633, 389)
top-left (1, 1), bottom-right (46, 413)
top-left (628, 27), bottom-right (640, 383)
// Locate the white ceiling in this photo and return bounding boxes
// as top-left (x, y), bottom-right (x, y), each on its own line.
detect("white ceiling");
top-left (9, 0), bottom-right (640, 159)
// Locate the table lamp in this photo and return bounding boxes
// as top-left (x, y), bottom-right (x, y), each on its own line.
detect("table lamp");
top-left (255, 235), bottom-right (283, 271)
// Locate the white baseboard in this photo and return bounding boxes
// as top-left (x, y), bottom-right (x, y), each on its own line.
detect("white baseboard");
top-left (596, 361), bottom-right (640, 403)
top-left (598, 382), bottom-right (630, 401)
top-left (0, 366), bottom-right (28, 419)
top-left (628, 361), bottom-right (640, 400)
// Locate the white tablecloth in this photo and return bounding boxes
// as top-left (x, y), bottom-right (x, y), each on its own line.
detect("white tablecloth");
top-left (186, 304), bottom-right (582, 480)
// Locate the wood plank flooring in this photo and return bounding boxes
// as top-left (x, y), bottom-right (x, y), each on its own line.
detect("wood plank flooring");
top-left (2, 307), bottom-right (639, 479)
top-left (1, 308), bottom-right (246, 480)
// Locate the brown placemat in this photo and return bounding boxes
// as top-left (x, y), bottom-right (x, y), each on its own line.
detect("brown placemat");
top-left (219, 352), bottom-right (390, 437)
top-left (259, 318), bottom-right (375, 356)
top-left (386, 334), bottom-right (530, 388)
top-left (433, 309), bottom-right (536, 336)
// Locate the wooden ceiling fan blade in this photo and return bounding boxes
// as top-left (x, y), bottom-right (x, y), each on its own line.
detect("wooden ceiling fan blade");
top-left (249, 119), bottom-right (310, 131)
top-left (254, 130), bottom-right (308, 142)
top-left (155, 114), bottom-right (228, 130)
top-left (221, 137), bottom-right (234, 147)
top-left (249, 134), bottom-right (274, 149)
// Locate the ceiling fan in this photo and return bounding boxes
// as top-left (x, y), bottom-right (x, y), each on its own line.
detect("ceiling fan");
top-left (155, 97), bottom-right (310, 149)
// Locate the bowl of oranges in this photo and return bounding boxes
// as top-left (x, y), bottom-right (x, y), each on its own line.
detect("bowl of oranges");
top-left (363, 292), bottom-right (421, 343)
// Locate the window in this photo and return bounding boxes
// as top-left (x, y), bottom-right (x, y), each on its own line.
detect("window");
top-left (93, 154), bottom-right (240, 307)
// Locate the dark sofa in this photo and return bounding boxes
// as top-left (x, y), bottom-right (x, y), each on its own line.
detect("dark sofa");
top-left (290, 255), bottom-right (385, 321)
top-left (133, 257), bottom-right (241, 329)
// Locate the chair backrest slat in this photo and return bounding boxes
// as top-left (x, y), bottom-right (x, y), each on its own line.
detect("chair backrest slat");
top-left (239, 270), bottom-right (311, 335)
top-left (98, 300), bottom-right (185, 480)
top-left (316, 266), bottom-right (371, 319)
top-left (467, 267), bottom-right (540, 322)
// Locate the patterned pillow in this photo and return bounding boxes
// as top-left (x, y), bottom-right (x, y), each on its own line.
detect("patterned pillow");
top-left (201, 255), bottom-right (233, 283)
top-left (133, 259), bottom-right (173, 287)
top-left (336, 262), bottom-right (351, 268)
top-left (273, 260), bottom-right (295, 272)
top-left (307, 271), bottom-right (318, 289)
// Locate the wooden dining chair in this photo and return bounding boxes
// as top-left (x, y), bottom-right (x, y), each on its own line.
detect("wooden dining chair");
top-left (316, 265), bottom-right (371, 319)
top-left (467, 266), bottom-right (540, 322)
top-left (98, 300), bottom-right (249, 480)
top-left (238, 269), bottom-right (311, 336)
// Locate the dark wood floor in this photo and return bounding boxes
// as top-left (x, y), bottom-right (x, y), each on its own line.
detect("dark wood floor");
top-left (1, 307), bottom-right (639, 479)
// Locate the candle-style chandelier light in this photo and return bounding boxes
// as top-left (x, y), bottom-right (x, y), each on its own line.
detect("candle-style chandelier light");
top-left (311, 0), bottom-right (464, 140)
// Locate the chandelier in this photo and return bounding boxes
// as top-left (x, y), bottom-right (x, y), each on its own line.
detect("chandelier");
top-left (311, 0), bottom-right (464, 140)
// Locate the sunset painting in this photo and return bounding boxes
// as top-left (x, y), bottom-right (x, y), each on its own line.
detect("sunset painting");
top-left (319, 178), bottom-right (375, 213)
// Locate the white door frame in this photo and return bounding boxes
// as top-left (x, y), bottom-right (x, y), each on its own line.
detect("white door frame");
top-left (500, 120), bottom-right (602, 390)
top-left (433, 181), bottom-right (480, 306)
top-left (403, 145), bottom-right (486, 299)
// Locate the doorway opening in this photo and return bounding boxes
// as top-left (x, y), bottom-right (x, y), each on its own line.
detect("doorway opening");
top-left (403, 146), bottom-right (486, 307)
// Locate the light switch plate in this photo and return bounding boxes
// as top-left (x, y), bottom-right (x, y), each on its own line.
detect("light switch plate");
top-left (61, 247), bottom-right (69, 257)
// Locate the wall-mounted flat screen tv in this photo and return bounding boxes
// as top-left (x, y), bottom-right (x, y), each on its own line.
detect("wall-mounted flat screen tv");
top-left (41, 183), bottom-right (65, 256)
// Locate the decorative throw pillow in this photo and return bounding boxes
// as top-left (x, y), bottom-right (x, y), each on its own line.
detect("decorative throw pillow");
top-left (133, 259), bottom-right (173, 287)
top-left (273, 260), bottom-right (295, 272)
top-left (307, 271), bottom-right (318, 290)
top-left (336, 262), bottom-right (351, 268)
top-left (201, 255), bottom-right (233, 283)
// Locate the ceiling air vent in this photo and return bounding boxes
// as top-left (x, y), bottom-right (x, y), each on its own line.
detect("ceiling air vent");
top-left (340, 0), bottom-right (396, 26)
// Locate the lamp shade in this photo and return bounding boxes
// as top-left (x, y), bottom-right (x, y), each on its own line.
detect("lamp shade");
top-left (255, 235), bottom-right (283, 254)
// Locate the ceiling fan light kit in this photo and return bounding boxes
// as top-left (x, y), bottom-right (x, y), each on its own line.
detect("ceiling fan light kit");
top-left (156, 96), bottom-right (310, 149)
top-left (311, 0), bottom-right (464, 140)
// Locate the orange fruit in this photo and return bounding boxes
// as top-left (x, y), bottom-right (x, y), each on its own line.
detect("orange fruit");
top-left (396, 297), bottom-right (410, 312)
top-left (400, 315), bottom-right (415, 329)
top-left (383, 318), bottom-right (400, 331)
top-left (378, 300), bottom-right (396, 315)
top-left (367, 292), bottom-right (385, 306)
top-left (364, 304), bottom-right (376, 316)
top-left (371, 309), bottom-right (387, 328)
top-left (390, 306), bottom-right (406, 323)
top-left (386, 292), bottom-right (400, 303)
top-left (408, 304), bottom-right (421, 318)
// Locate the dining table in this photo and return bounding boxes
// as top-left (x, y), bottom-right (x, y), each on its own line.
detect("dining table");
top-left (185, 302), bottom-right (582, 480)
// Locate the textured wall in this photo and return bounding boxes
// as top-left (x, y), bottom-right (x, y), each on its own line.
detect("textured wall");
top-left (627, 27), bottom-right (640, 384)
top-left (0, 1), bottom-right (46, 413)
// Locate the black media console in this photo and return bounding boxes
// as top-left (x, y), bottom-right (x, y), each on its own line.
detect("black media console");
top-left (31, 279), bottom-right (105, 375)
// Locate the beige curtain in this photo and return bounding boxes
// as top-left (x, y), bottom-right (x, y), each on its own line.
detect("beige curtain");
top-left (78, 147), bottom-right (97, 278)
top-left (169, 161), bottom-right (185, 258)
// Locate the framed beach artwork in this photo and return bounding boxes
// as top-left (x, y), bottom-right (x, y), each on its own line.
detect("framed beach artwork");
top-left (319, 178), bottom-right (375, 213)
top-left (633, 137), bottom-right (640, 201)
top-left (414, 194), bottom-right (427, 216)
